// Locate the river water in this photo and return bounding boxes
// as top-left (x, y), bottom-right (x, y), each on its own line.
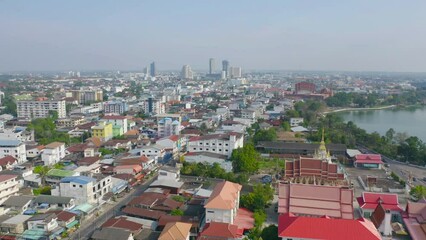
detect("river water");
top-left (335, 106), bottom-right (426, 142)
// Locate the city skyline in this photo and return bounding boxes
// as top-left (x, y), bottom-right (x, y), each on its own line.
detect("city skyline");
top-left (1, 0), bottom-right (426, 72)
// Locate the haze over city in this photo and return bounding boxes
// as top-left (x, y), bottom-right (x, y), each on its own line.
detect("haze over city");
top-left (1, 0), bottom-right (426, 72)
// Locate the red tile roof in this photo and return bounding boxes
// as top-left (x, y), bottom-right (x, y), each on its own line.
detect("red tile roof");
top-left (158, 215), bottom-right (199, 228)
top-left (357, 192), bottom-right (403, 212)
top-left (128, 192), bottom-right (167, 207)
top-left (102, 216), bottom-right (143, 232)
top-left (355, 154), bottom-right (383, 164)
top-left (198, 222), bottom-right (241, 240)
top-left (278, 213), bottom-right (381, 240)
top-left (168, 135), bottom-right (179, 142)
top-left (47, 210), bottom-right (76, 222)
top-left (0, 156), bottom-right (17, 167)
top-left (233, 208), bottom-right (254, 231)
top-left (0, 174), bottom-right (17, 182)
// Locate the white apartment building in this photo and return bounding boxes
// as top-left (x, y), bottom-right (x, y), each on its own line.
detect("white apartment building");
top-left (158, 117), bottom-right (180, 138)
top-left (17, 99), bottom-right (66, 119)
top-left (240, 109), bottom-right (256, 124)
top-left (101, 115), bottom-right (128, 134)
top-left (0, 140), bottom-right (27, 164)
top-left (204, 181), bottom-right (242, 224)
top-left (141, 98), bottom-right (165, 115)
top-left (52, 175), bottom-right (112, 205)
top-left (139, 144), bottom-right (165, 159)
top-left (41, 142), bottom-right (65, 166)
top-left (290, 118), bottom-right (304, 127)
top-left (0, 175), bottom-right (19, 204)
top-left (187, 132), bottom-right (244, 158)
top-left (103, 101), bottom-right (128, 115)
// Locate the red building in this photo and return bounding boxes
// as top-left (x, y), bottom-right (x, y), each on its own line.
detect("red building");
top-left (357, 192), bottom-right (403, 218)
top-left (354, 154), bottom-right (384, 169)
top-left (295, 81), bottom-right (316, 94)
top-left (285, 157), bottom-right (345, 180)
top-left (278, 182), bottom-right (354, 219)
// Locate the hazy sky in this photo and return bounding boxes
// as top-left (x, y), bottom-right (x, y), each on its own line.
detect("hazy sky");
top-left (1, 0), bottom-right (426, 72)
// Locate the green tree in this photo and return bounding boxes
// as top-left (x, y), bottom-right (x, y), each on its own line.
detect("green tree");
top-left (253, 128), bottom-right (277, 145)
top-left (281, 122), bottom-right (291, 131)
top-left (410, 185), bottom-right (426, 201)
top-left (231, 144), bottom-right (260, 174)
top-left (261, 225), bottom-right (279, 240)
top-left (170, 208), bottom-right (184, 216)
top-left (240, 184), bottom-right (274, 212)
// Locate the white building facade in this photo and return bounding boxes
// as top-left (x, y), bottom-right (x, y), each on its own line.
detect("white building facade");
top-left (0, 140), bottom-right (27, 164)
top-left (41, 142), bottom-right (65, 166)
top-left (187, 132), bottom-right (244, 158)
top-left (17, 99), bottom-right (66, 119)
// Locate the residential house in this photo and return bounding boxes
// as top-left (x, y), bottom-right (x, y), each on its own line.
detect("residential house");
top-left (158, 166), bottom-right (180, 181)
top-left (290, 117), bottom-right (304, 127)
top-left (51, 175), bottom-right (112, 205)
top-left (45, 169), bottom-right (79, 185)
top-left (102, 216), bottom-right (143, 235)
top-left (0, 156), bottom-right (18, 171)
top-left (156, 135), bottom-right (181, 159)
top-left (188, 132), bottom-right (244, 158)
top-left (1, 195), bottom-right (34, 214)
top-left (204, 181), bottom-right (242, 224)
top-left (139, 144), bottom-right (166, 159)
top-left (26, 145), bottom-right (44, 159)
top-left (101, 115), bottom-right (128, 136)
top-left (32, 195), bottom-right (75, 210)
top-left (159, 222), bottom-right (192, 240)
top-left (0, 139), bottom-right (27, 164)
top-left (91, 227), bottom-right (134, 240)
top-left (91, 122), bottom-right (113, 142)
top-left (41, 142), bottom-right (66, 166)
top-left (122, 207), bottom-right (166, 221)
top-left (0, 174), bottom-right (19, 204)
top-left (278, 213), bottom-right (381, 240)
top-left (198, 222), bottom-right (243, 240)
top-left (47, 210), bottom-right (78, 230)
top-left (26, 213), bottom-right (61, 235)
top-left (114, 165), bottom-right (143, 175)
top-left (0, 215), bottom-right (32, 234)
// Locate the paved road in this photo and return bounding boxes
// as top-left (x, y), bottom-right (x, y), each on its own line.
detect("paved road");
top-left (357, 144), bottom-right (426, 186)
top-left (70, 174), bottom-right (157, 240)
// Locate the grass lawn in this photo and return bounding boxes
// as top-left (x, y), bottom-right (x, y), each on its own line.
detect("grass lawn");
top-left (258, 158), bottom-right (286, 170)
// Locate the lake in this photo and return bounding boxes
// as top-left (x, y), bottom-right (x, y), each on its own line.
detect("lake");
top-left (335, 106), bottom-right (426, 142)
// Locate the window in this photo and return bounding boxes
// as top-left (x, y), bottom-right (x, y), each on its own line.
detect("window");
top-left (205, 143), bottom-right (209, 145)
top-left (207, 210), bottom-right (214, 213)
top-left (193, 148), bottom-right (196, 150)
top-left (199, 148), bottom-right (203, 150)
top-left (225, 144), bottom-right (229, 146)
top-left (79, 185), bottom-right (82, 188)
top-left (73, 184), bottom-right (76, 188)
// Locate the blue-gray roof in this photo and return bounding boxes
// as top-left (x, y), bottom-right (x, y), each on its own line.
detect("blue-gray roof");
top-left (0, 139), bottom-right (21, 147)
top-left (61, 176), bottom-right (95, 185)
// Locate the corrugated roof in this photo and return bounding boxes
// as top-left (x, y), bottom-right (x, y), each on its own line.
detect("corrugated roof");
top-left (61, 176), bottom-right (95, 185)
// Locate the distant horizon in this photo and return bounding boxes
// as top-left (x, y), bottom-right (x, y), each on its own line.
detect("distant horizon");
top-left (2, 1), bottom-right (426, 72)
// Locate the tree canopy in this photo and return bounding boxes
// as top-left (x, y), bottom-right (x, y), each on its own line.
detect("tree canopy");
top-left (231, 144), bottom-right (260, 174)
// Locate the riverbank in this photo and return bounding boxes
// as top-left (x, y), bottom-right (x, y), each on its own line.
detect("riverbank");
top-left (323, 105), bottom-right (396, 114)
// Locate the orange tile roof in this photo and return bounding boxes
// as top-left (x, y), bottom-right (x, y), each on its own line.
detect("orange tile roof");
top-left (204, 181), bottom-right (242, 210)
top-left (159, 222), bottom-right (192, 240)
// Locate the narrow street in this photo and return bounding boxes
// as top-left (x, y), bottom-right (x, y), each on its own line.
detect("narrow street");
top-left (69, 174), bottom-right (157, 240)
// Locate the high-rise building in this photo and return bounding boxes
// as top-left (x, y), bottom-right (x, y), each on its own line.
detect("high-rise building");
top-left (209, 58), bottom-right (215, 74)
top-left (144, 97), bottom-right (165, 115)
top-left (229, 67), bottom-right (242, 78)
top-left (17, 99), bottom-right (66, 119)
top-left (181, 65), bottom-right (193, 79)
top-left (222, 60), bottom-right (229, 77)
top-left (70, 89), bottom-right (103, 104)
top-left (150, 62), bottom-right (156, 77)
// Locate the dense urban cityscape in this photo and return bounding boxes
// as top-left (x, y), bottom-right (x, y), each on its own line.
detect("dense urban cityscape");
top-left (2, 1), bottom-right (426, 240)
